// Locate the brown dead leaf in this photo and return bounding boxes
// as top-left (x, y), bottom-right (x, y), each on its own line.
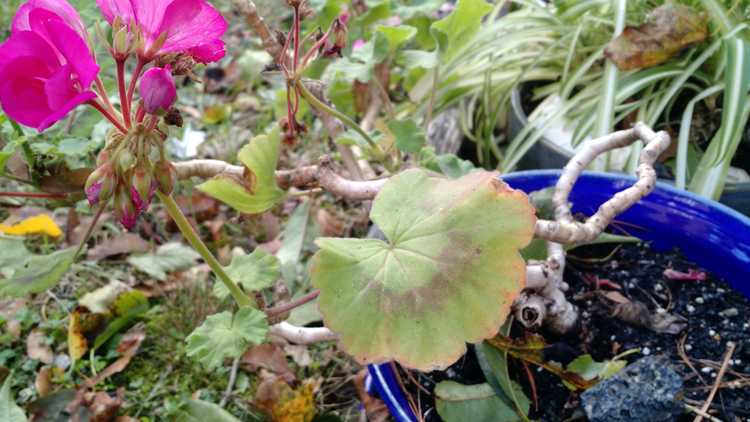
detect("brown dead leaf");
top-left (284, 345), bottom-right (312, 367)
top-left (255, 374), bottom-right (319, 422)
top-left (612, 300), bottom-right (687, 334)
top-left (35, 367), bottom-right (52, 396)
top-left (136, 271), bottom-right (197, 298)
top-left (242, 344), bottom-right (295, 384)
top-left (175, 193), bottom-right (220, 222)
top-left (85, 325), bottom-right (145, 388)
top-left (600, 290), bottom-right (630, 305)
top-left (68, 307), bottom-right (108, 361)
top-left (605, 3), bottom-right (707, 70)
top-left (27, 330), bottom-right (54, 364)
top-left (69, 213), bottom-right (111, 245)
top-left (84, 390), bottom-right (124, 422)
top-left (316, 208), bottom-right (346, 237)
top-left (39, 167), bottom-right (92, 194)
top-left (87, 233), bottom-right (150, 261)
top-left (353, 369), bottom-right (389, 422)
top-left (1, 299), bottom-right (26, 338)
top-left (65, 208), bottom-right (80, 247)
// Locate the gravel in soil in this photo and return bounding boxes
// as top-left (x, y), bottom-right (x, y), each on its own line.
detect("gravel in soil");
top-left (396, 242), bottom-right (750, 422)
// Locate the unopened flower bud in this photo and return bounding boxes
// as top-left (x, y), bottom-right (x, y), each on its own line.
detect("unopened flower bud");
top-left (114, 185), bottom-right (137, 230)
top-left (140, 66), bottom-right (176, 115)
top-left (131, 165), bottom-right (153, 205)
top-left (117, 149), bottom-right (135, 173)
top-left (84, 165), bottom-right (114, 206)
top-left (113, 26), bottom-right (132, 58)
top-left (153, 160), bottom-right (176, 195)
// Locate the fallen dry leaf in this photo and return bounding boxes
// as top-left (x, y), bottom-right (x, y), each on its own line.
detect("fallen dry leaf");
top-left (242, 344), bottom-right (295, 384)
top-left (0, 214), bottom-right (62, 237)
top-left (255, 374), bottom-right (319, 422)
top-left (612, 300), bottom-right (687, 334)
top-left (68, 307), bottom-right (108, 361)
top-left (605, 4), bottom-right (707, 70)
top-left (35, 366), bottom-right (52, 396)
top-left (27, 329), bottom-right (54, 364)
top-left (78, 281), bottom-right (131, 313)
top-left (87, 233), bottom-right (150, 261)
top-left (284, 345), bottom-right (312, 367)
top-left (85, 325), bottom-right (146, 387)
top-left (85, 389), bottom-right (124, 422)
top-left (1, 299), bottom-right (26, 338)
top-left (316, 208), bottom-right (346, 237)
top-left (601, 290), bottom-right (630, 305)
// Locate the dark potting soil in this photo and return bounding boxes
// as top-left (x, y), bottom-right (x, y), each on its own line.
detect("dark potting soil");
top-left (395, 242), bottom-right (750, 422)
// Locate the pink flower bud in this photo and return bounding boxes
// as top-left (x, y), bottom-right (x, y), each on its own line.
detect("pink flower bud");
top-left (84, 165), bottom-right (114, 206)
top-left (131, 165), bottom-right (153, 205)
top-left (140, 66), bottom-right (176, 115)
top-left (114, 185), bottom-right (137, 230)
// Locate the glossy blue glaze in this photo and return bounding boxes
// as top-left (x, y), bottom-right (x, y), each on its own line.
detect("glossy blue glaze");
top-left (368, 170), bottom-right (750, 422)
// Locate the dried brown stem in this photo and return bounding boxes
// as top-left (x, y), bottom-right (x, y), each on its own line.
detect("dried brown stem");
top-left (232, 0), bottom-right (289, 67)
top-left (694, 342), bottom-right (735, 422)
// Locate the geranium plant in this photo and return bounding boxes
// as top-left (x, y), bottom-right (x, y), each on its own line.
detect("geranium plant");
top-left (0, 0), bottom-right (672, 417)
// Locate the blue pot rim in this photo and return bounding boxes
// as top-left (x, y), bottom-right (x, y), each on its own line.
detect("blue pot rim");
top-left (366, 170), bottom-right (750, 422)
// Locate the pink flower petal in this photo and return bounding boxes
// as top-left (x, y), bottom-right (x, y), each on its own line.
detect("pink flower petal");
top-left (159, 0), bottom-right (227, 60)
top-left (95, 0), bottom-right (135, 24)
top-left (0, 56), bottom-right (54, 129)
top-left (0, 30), bottom-right (59, 71)
top-left (38, 91), bottom-right (96, 131)
top-left (12, 0), bottom-right (86, 38)
top-left (187, 39), bottom-right (225, 63)
top-left (42, 18), bottom-right (99, 88)
top-left (130, 0), bottom-right (172, 38)
top-left (140, 66), bottom-right (176, 114)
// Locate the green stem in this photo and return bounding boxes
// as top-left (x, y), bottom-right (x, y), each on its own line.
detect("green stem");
top-left (295, 80), bottom-right (384, 158)
top-left (158, 192), bottom-right (254, 308)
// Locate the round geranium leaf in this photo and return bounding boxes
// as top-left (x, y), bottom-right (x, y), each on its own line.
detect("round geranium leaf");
top-left (311, 169), bottom-right (536, 371)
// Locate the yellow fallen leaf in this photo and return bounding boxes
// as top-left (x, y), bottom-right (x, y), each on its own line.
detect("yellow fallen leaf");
top-left (0, 214), bottom-right (62, 237)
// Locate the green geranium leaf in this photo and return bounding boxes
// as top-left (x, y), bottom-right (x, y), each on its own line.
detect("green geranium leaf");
top-left (177, 399), bottom-right (241, 422)
top-left (213, 249), bottom-right (280, 299)
top-left (376, 25), bottom-right (418, 53)
top-left (0, 245), bottom-right (76, 298)
top-left (388, 119), bottom-right (425, 154)
top-left (431, 0), bottom-right (493, 59)
top-left (186, 308), bottom-right (269, 369)
top-left (198, 128), bottom-right (286, 214)
top-left (0, 373), bottom-right (26, 422)
top-left (311, 169), bottom-right (536, 370)
top-left (127, 242), bottom-right (200, 281)
top-left (435, 381), bottom-right (518, 422)
top-left (564, 354), bottom-right (627, 389)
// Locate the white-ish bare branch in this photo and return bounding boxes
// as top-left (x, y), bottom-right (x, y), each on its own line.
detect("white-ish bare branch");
top-left (269, 322), bottom-right (338, 344)
top-left (534, 122), bottom-right (671, 244)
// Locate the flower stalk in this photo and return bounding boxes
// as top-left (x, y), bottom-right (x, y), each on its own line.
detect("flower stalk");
top-left (158, 191), bottom-right (255, 309)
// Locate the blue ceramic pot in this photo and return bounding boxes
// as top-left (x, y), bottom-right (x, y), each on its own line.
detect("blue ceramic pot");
top-left (367, 170), bottom-right (750, 422)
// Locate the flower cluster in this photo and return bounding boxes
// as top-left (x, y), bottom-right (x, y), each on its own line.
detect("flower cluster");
top-left (0, 0), bottom-right (228, 229)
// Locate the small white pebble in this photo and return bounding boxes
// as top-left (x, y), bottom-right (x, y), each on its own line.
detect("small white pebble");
top-left (709, 329), bottom-right (717, 336)
top-left (695, 297), bottom-right (705, 304)
top-left (686, 304), bottom-right (696, 313)
top-left (656, 307), bottom-right (667, 314)
top-left (711, 372), bottom-right (717, 378)
top-left (654, 284), bottom-right (663, 292)
top-left (701, 367), bottom-right (712, 374)
top-left (642, 347), bottom-right (651, 355)
top-left (717, 288), bottom-right (726, 293)
top-left (735, 359), bottom-right (742, 365)
top-left (743, 323), bottom-right (749, 330)
top-left (536, 367), bottom-right (543, 373)
top-left (685, 344), bottom-right (693, 351)
top-left (610, 335), bottom-right (616, 341)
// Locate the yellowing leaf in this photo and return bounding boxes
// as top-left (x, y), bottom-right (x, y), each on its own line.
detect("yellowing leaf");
top-left (0, 215), bottom-right (62, 237)
top-left (312, 169), bottom-right (536, 371)
top-left (255, 378), bottom-right (318, 422)
top-left (604, 4), bottom-right (707, 70)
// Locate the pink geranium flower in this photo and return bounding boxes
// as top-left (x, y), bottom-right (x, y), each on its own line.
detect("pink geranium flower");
top-left (96, 0), bottom-right (228, 63)
top-left (0, 0), bottom-right (99, 131)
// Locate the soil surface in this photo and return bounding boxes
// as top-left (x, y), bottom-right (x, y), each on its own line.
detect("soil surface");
top-left (395, 242), bottom-right (750, 422)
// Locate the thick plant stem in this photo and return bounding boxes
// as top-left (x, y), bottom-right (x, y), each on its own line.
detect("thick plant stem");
top-left (88, 100), bottom-right (128, 134)
top-left (158, 192), bottom-right (254, 308)
top-left (126, 59), bottom-right (146, 114)
top-left (296, 79), bottom-right (383, 157)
